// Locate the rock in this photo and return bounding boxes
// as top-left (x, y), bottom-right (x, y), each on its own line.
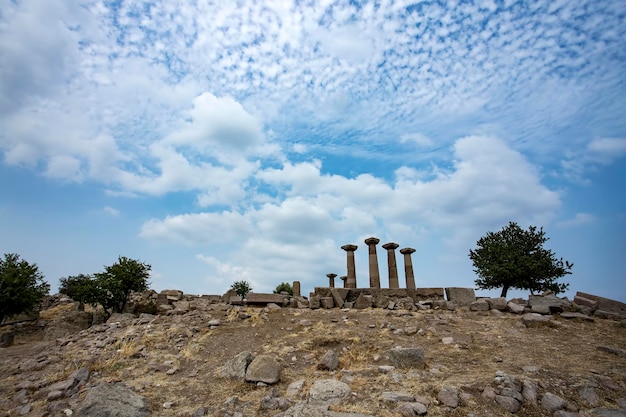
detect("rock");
top-left (220, 351), bottom-right (253, 379)
top-left (542, 392), bottom-right (567, 412)
top-left (381, 391), bottom-right (415, 402)
top-left (573, 295), bottom-right (598, 310)
top-left (528, 294), bottom-right (572, 313)
top-left (591, 409), bottom-right (626, 417)
top-left (0, 330), bottom-right (15, 347)
top-left (469, 299), bottom-right (490, 311)
top-left (522, 380), bottom-right (538, 406)
top-left (554, 411), bottom-right (581, 417)
top-left (507, 302), bottom-right (525, 314)
top-left (560, 312), bottom-right (594, 321)
top-left (245, 354), bottom-right (281, 384)
top-left (308, 380), bottom-right (351, 405)
top-left (74, 383), bottom-right (149, 417)
top-left (318, 350), bottom-right (339, 371)
top-left (495, 395), bottom-right (521, 413)
top-left (579, 385), bottom-right (600, 406)
top-left (44, 311), bottom-right (93, 340)
top-left (282, 403), bottom-right (371, 417)
top-left (192, 407), bottom-right (207, 416)
top-left (597, 345), bottom-right (626, 357)
top-left (286, 379), bottom-right (305, 398)
top-left (482, 387), bottom-right (496, 401)
top-left (320, 297), bottom-right (335, 309)
top-left (353, 293), bottom-right (372, 309)
top-left (445, 288), bottom-right (476, 307)
top-left (395, 402), bottom-right (428, 416)
top-left (487, 297), bottom-right (507, 311)
top-left (387, 347), bottom-right (426, 369)
top-left (437, 386), bottom-right (459, 408)
top-left (523, 313), bottom-right (557, 328)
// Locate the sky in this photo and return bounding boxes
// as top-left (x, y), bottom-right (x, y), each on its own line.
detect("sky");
top-left (1, 0), bottom-right (625, 303)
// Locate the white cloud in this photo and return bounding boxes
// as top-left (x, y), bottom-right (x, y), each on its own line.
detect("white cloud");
top-left (102, 206), bottom-right (120, 217)
top-left (400, 133), bottom-right (434, 147)
top-left (556, 213), bottom-right (595, 228)
top-left (562, 137), bottom-right (626, 183)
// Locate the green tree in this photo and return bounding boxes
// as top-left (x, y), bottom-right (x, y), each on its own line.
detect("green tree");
top-left (94, 256), bottom-right (151, 315)
top-left (58, 274), bottom-right (103, 308)
top-left (231, 280), bottom-right (252, 298)
top-left (469, 222), bottom-right (573, 298)
top-left (273, 282), bottom-right (293, 296)
top-left (0, 253), bottom-right (50, 324)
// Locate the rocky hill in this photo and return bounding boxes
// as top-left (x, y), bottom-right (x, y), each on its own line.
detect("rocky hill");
top-left (1, 292), bottom-right (625, 417)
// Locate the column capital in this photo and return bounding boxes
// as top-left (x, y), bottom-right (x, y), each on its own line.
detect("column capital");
top-left (400, 247), bottom-right (416, 255)
top-left (382, 242), bottom-right (399, 250)
top-left (364, 237), bottom-right (380, 245)
top-left (341, 244), bottom-right (358, 251)
top-left (326, 273), bottom-right (337, 278)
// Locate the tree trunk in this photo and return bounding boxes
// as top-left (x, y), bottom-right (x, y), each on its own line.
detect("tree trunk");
top-left (500, 285), bottom-right (509, 298)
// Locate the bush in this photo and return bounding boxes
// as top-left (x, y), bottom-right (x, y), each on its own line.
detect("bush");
top-left (0, 253), bottom-right (50, 324)
top-left (59, 274), bottom-right (103, 307)
top-left (273, 282), bottom-right (293, 296)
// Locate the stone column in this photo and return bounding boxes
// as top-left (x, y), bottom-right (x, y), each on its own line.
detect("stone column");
top-left (400, 247), bottom-right (416, 290)
top-left (340, 276), bottom-right (347, 288)
top-left (326, 273), bottom-right (337, 288)
top-left (364, 237), bottom-right (381, 288)
top-left (341, 244), bottom-right (358, 289)
top-left (292, 281), bottom-right (301, 297)
top-left (382, 242), bottom-right (400, 288)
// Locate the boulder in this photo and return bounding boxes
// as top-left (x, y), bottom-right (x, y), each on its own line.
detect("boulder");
top-left (354, 293), bottom-right (372, 309)
top-left (437, 386), bottom-right (459, 408)
top-left (470, 299), bottom-right (490, 311)
top-left (507, 302), bottom-right (525, 314)
top-left (486, 297), bottom-right (507, 311)
top-left (220, 351), bottom-right (253, 379)
top-left (387, 347), bottom-right (426, 369)
top-left (308, 379), bottom-right (351, 405)
top-left (44, 311), bottom-right (93, 340)
top-left (541, 392), bottom-right (567, 412)
top-left (0, 330), bottom-right (15, 348)
top-left (74, 383), bottom-right (149, 417)
top-left (528, 294), bottom-right (572, 313)
top-left (245, 354), bottom-right (281, 384)
top-left (445, 288), bottom-right (476, 307)
top-left (317, 350), bottom-right (339, 371)
top-left (523, 313), bottom-right (557, 328)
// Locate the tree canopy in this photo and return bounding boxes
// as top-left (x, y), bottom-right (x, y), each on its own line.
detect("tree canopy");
top-left (231, 280), bottom-right (252, 298)
top-left (0, 253), bottom-right (50, 323)
top-left (469, 222), bottom-right (573, 298)
top-left (273, 282), bottom-right (293, 296)
top-left (59, 256), bottom-right (150, 317)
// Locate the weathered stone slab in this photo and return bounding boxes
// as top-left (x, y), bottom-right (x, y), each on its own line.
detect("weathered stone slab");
top-left (560, 312), bottom-right (594, 321)
top-left (528, 294), bottom-right (572, 313)
top-left (74, 383), bottom-right (149, 417)
top-left (523, 313), bottom-right (557, 328)
top-left (574, 295), bottom-right (598, 310)
top-left (160, 289), bottom-right (183, 300)
top-left (308, 380), bottom-right (352, 405)
top-left (354, 293), bottom-right (373, 309)
top-left (245, 354), bottom-right (281, 384)
top-left (470, 299), bottom-right (490, 311)
top-left (320, 297), bottom-right (335, 309)
top-left (576, 292), bottom-right (626, 318)
top-left (246, 293), bottom-right (285, 305)
top-left (387, 347), bottom-right (426, 369)
top-left (330, 288), bottom-right (348, 308)
top-left (486, 297), bottom-right (507, 311)
top-left (445, 288), bottom-right (476, 307)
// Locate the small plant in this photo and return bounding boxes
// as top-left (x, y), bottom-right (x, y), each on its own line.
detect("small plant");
top-left (273, 282), bottom-right (293, 296)
top-left (230, 280), bottom-right (252, 298)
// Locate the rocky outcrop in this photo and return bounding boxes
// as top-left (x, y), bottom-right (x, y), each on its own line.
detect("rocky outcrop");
top-left (74, 383), bottom-right (149, 417)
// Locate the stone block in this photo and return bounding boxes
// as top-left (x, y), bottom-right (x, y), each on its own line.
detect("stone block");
top-left (487, 297), bottom-right (507, 311)
top-left (330, 288), bottom-right (347, 308)
top-left (445, 287), bottom-right (476, 306)
top-left (160, 289), bottom-right (183, 300)
top-left (354, 293), bottom-right (373, 309)
top-left (387, 347), bottom-right (426, 369)
top-left (309, 296), bottom-right (320, 309)
top-left (470, 299), bottom-right (490, 311)
top-left (574, 295), bottom-right (598, 310)
top-left (246, 293), bottom-right (285, 305)
top-left (320, 297), bottom-right (335, 309)
top-left (577, 292), bottom-right (626, 318)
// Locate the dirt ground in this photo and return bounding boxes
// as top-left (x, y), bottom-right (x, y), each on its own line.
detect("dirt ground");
top-left (1, 305), bottom-right (625, 416)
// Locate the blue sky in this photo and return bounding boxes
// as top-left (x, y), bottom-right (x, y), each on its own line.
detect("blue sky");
top-left (1, 0), bottom-right (625, 302)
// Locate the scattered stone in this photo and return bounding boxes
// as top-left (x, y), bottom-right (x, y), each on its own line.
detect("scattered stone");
top-left (580, 385), bottom-right (600, 406)
top-left (74, 383), bottom-right (149, 417)
top-left (554, 411), bottom-right (581, 417)
top-left (542, 392), bottom-right (568, 412)
top-left (487, 297), bottom-right (507, 311)
top-left (220, 351), bottom-right (253, 379)
top-left (469, 299), bottom-right (490, 311)
top-left (591, 409), bottom-right (626, 417)
top-left (387, 347), bottom-right (426, 369)
top-left (282, 403), bottom-right (371, 416)
top-left (192, 407), bottom-right (208, 416)
top-left (0, 329), bottom-right (15, 347)
top-left (286, 379), bottom-right (305, 398)
top-left (507, 302), bottom-right (525, 314)
top-left (522, 380), bottom-right (538, 406)
top-left (482, 387), bottom-right (497, 401)
top-left (560, 312), bottom-right (594, 321)
top-left (523, 313), bottom-right (557, 328)
top-left (395, 402), bottom-right (428, 416)
top-left (317, 350), bottom-right (339, 371)
top-left (308, 379), bottom-right (352, 405)
top-left (495, 395), bottom-right (521, 413)
top-left (245, 354), bottom-right (281, 384)
top-left (597, 345), bottom-right (626, 357)
top-left (381, 391), bottom-right (415, 403)
top-left (437, 386), bottom-right (459, 408)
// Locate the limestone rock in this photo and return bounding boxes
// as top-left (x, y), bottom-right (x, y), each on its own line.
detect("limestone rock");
top-left (495, 395), bottom-right (521, 413)
top-left (395, 402), bottom-right (428, 416)
top-left (0, 330), bottom-right (15, 347)
top-left (590, 408), bottom-right (626, 417)
top-left (554, 411), bottom-right (581, 417)
top-left (541, 392), bottom-right (567, 412)
top-left (220, 351), bottom-right (253, 379)
top-left (317, 350), bottom-right (339, 371)
top-left (286, 379), bottom-right (305, 398)
top-left (523, 313), bottom-right (557, 328)
top-left (507, 302), bottom-right (525, 314)
top-left (522, 380), bottom-right (538, 406)
top-left (74, 383), bottom-right (149, 417)
top-left (282, 403), bottom-right (371, 417)
top-left (381, 391), bottom-right (415, 403)
top-left (308, 379), bottom-right (351, 405)
top-left (437, 386), bottom-right (459, 408)
top-left (445, 288), bottom-right (475, 307)
top-left (469, 299), bottom-right (490, 311)
top-left (245, 354), bottom-right (281, 384)
top-left (387, 347), bottom-right (425, 369)
top-left (487, 297), bottom-right (507, 311)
